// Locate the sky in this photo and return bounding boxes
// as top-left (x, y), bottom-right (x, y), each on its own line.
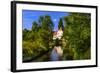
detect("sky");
top-left (22, 10), bottom-right (69, 31)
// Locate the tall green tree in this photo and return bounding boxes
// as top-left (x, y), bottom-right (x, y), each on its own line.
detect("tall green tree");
top-left (40, 15), bottom-right (54, 31)
top-left (38, 15), bottom-right (54, 48)
top-left (63, 13), bottom-right (91, 60)
top-left (23, 15), bottom-right (54, 62)
top-left (32, 21), bottom-right (38, 31)
top-left (58, 18), bottom-right (64, 30)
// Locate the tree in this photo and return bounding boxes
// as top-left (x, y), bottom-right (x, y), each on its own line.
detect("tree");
top-left (23, 28), bottom-right (30, 40)
top-left (38, 15), bottom-right (54, 48)
top-left (63, 13), bottom-right (91, 60)
top-left (23, 15), bottom-right (54, 62)
top-left (58, 18), bottom-right (64, 30)
top-left (40, 15), bottom-right (54, 31)
top-left (32, 21), bottom-right (38, 31)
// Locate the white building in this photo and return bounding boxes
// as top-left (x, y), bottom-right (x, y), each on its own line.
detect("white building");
top-left (53, 29), bottom-right (63, 40)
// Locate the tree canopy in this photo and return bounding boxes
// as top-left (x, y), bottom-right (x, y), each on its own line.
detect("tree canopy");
top-left (63, 13), bottom-right (91, 60)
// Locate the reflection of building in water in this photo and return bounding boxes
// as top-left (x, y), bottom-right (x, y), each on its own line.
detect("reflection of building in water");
top-left (50, 46), bottom-right (63, 61)
top-left (51, 28), bottom-right (63, 61)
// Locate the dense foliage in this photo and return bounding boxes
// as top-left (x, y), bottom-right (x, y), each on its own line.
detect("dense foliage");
top-left (23, 13), bottom-right (91, 62)
top-left (63, 13), bottom-right (91, 60)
